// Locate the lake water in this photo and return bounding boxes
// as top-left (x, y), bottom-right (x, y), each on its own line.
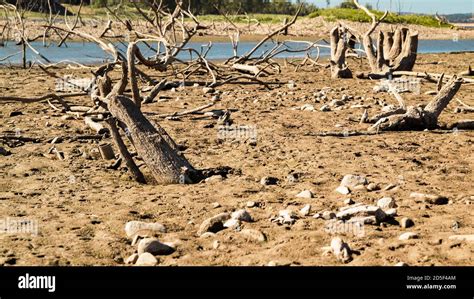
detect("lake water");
top-left (0, 39), bottom-right (473, 65)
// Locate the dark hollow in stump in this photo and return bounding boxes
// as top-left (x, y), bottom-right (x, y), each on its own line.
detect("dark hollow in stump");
top-left (369, 76), bottom-right (463, 131)
top-left (330, 26), bottom-right (352, 79)
top-left (108, 95), bottom-right (199, 185)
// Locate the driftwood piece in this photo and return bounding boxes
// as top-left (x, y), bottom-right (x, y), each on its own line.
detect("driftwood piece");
top-left (99, 20), bottom-right (113, 38)
top-left (455, 99), bottom-right (474, 113)
top-left (0, 92), bottom-right (87, 103)
top-left (458, 66), bottom-right (473, 77)
top-left (142, 79), bottom-right (167, 104)
top-left (231, 64), bottom-right (262, 76)
top-left (105, 118), bottom-right (146, 184)
top-left (369, 76), bottom-right (463, 131)
top-left (84, 116), bottom-right (109, 134)
top-left (156, 102), bottom-right (215, 119)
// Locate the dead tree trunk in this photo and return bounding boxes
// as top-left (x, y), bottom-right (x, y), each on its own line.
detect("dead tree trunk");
top-left (330, 26), bottom-right (352, 79)
top-left (369, 76), bottom-right (463, 131)
top-left (108, 95), bottom-right (197, 185)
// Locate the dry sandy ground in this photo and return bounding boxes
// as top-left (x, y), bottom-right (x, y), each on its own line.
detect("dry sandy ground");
top-left (0, 52), bottom-right (473, 266)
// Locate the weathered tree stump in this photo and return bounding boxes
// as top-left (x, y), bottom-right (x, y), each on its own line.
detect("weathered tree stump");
top-left (354, 0), bottom-right (418, 74)
top-left (369, 76), bottom-right (463, 131)
top-left (330, 26), bottom-right (352, 79)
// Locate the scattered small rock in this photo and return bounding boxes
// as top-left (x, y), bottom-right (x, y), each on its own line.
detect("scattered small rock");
top-left (367, 183), bottom-right (380, 191)
top-left (330, 99), bottom-right (345, 107)
top-left (300, 104), bottom-right (315, 111)
top-left (395, 262), bottom-right (409, 266)
top-left (0, 257), bottom-right (16, 265)
top-left (385, 208), bottom-right (397, 217)
top-left (213, 240), bottom-right (220, 249)
top-left (246, 201), bottom-right (256, 208)
top-left (428, 238), bottom-right (443, 246)
top-left (299, 204), bottom-right (311, 216)
top-left (137, 238), bottom-right (175, 256)
top-left (335, 186), bottom-right (350, 195)
top-left (340, 174), bottom-right (368, 189)
top-left (231, 209), bottom-right (253, 222)
top-left (125, 254), bottom-right (139, 265)
top-left (271, 210), bottom-right (297, 225)
top-left (348, 216), bottom-right (377, 225)
top-left (377, 197), bottom-right (397, 209)
top-left (336, 204), bottom-right (385, 222)
top-left (135, 253), bottom-right (158, 266)
top-left (203, 87), bottom-right (215, 94)
top-left (344, 198), bottom-right (355, 205)
top-left (330, 237), bottom-right (352, 263)
top-left (451, 221), bottom-right (460, 231)
top-left (125, 221), bottom-right (166, 238)
top-left (260, 176), bottom-right (279, 186)
top-left (320, 105), bottom-right (331, 112)
top-left (223, 218), bottom-right (241, 230)
top-left (0, 147), bottom-right (11, 156)
top-left (131, 235), bottom-right (142, 246)
top-left (296, 190), bottom-right (314, 199)
top-left (211, 202), bottom-right (221, 209)
top-left (286, 173), bottom-right (300, 183)
top-left (399, 232), bottom-right (419, 241)
top-left (61, 115), bottom-right (74, 120)
top-left (240, 229), bottom-right (266, 243)
top-left (410, 192), bottom-right (448, 205)
top-left (322, 211), bottom-right (336, 220)
top-left (400, 217), bottom-right (415, 229)
top-left (197, 213), bottom-right (231, 236)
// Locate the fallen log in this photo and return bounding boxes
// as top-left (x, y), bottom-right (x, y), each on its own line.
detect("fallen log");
top-left (108, 95), bottom-right (199, 184)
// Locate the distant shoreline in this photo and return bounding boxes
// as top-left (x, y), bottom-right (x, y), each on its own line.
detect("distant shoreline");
top-left (1, 16), bottom-right (473, 44)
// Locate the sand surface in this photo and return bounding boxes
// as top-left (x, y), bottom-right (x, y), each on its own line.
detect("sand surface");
top-left (0, 52), bottom-right (473, 266)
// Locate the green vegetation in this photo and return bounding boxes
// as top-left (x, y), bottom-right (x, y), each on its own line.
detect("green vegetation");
top-left (308, 8), bottom-right (451, 28)
top-left (196, 14), bottom-right (293, 24)
top-left (16, 1), bottom-right (452, 29)
top-left (84, 0), bottom-right (316, 16)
